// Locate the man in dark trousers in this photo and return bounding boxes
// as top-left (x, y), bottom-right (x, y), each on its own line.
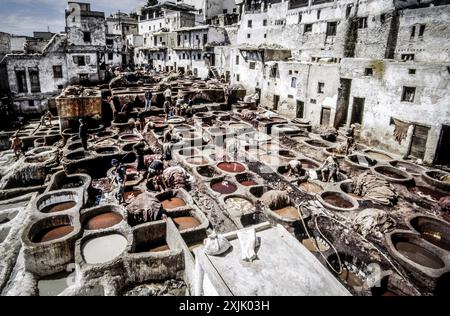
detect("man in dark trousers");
top-left (111, 159), bottom-right (127, 204)
top-left (78, 119), bottom-right (88, 150)
top-left (133, 138), bottom-right (149, 171)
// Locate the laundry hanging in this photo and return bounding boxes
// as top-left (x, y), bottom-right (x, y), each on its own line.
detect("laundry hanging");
top-left (393, 118), bottom-right (411, 144)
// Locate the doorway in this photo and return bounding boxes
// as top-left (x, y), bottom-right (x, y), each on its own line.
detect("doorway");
top-left (351, 97), bottom-right (365, 125)
top-left (296, 101), bottom-right (304, 118)
top-left (434, 124), bottom-right (450, 165)
top-left (321, 107), bottom-right (331, 126)
top-left (273, 95), bottom-right (280, 111)
top-left (409, 124), bottom-right (430, 160)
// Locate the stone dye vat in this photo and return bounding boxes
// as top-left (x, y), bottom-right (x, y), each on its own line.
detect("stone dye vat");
top-left (36, 191), bottom-right (80, 214)
top-left (217, 162), bottom-right (246, 173)
top-left (211, 180), bottom-right (238, 195)
top-left (371, 166), bottom-right (413, 184)
top-left (318, 191), bottom-right (359, 212)
top-left (82, 205), bottom-right (125, 231)
top-left (409, 216), bottom-right (450, 252)
top-left (172, 216), bottom-right (201, 232)
top-left (82, 233), bottom-right (128, 264)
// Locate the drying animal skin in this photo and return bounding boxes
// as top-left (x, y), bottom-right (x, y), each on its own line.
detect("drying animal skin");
top-left (127, 192), bottom-right (164, 225)
top-left (353, 172), bottom-right (398, 206)
top-left (352, 208), bottom-right (396, 239)
top-left (241, 109), bottom-right (257, 121)
top-left (261, 190), bottom-right (291, 210)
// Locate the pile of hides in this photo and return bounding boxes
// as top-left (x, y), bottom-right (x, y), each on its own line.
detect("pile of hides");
top-left (109, 75), bottom-right (130, 89)
top-left (393, 118), bottom-right (411, 144)
top-left (261, 190), bottom-right (291, 210)
top-left (353, 172), bottom-right (398, 206)
top-left (127, 192), bottom-right (163, 225)
top-left (123, 280), bottom-right (186, 296)
top-left (164, 166), bottom-right (190, 189)
top-left (315, 126), bottom-right (338, 142)
top-left (352, 208), bottom-right (396, 239)
top-left (241, 109), bottom-right (257, 121)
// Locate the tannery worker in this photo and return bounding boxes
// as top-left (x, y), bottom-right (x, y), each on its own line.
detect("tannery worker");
top-left (320, 154), bottom-right (340, 183)
top-left (78, 119), bottom-right (88, 150)
top-left (144, 90), bottom-right (153, 111)
top-left (147, 158), bottom-right (168, 192)
top-left (133, 138), bottom-right (149, 171)
top-left (288, 160), bottom-right (309, 183)
top-left (10, 134), bottom-right (23, 159)
top-left (164, 98), bottom-right (172, 120)
top-left (111, 159), bottom-right (127, 204)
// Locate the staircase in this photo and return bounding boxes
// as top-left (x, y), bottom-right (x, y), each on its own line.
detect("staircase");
top-left (209, 66), bottom-right (220, 80)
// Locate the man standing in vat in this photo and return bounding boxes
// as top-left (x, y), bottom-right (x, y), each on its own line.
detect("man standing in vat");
top-left (320, 154), bottom-right (340, 183)
top-left (111, 159), bottom-right (127, 204)
top-left (78, 119), bottom-right (88, 151)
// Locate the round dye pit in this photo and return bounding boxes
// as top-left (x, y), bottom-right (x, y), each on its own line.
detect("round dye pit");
top-left (389, 160), bottom-right (425, 175)
top-left (299, 159), bottom-right (320, 169)
top-left (122, 143), bottom-right (138, 152)
top-left (196, 166), bottom-right (221, 178)
top-left (120, 135), bottom-right (141, 142)
top-left (82, 234), bottom-right (128, 264)
top-left (228, 123), bottom-right (250, 130)
top-left (394, 237), bottom-right (445, 269)
top-left (60, 178), bottom-right (85, 189)
top-left (410, 216), bottom-right (450, 251)
top-left (217, 162), bottom-right (246, 173)
top-left (211, 181), bottom-right (238, 194)
top-left (299, 182), bottom-right (323, 194)
top-left (186, 156), bottom-right (210, 165)
top-left (161, 197), bottom-right (186, 210)
top-left (179, 148), bottom-right (199, 157)
top-left (408, 186), bottom-right (447, 202)
top-left (236, 173), bottom-right (258, 187)
top-left (278, 150), bottom-right (296, 159)
top-left (319, 192), bottom-right (358, 211)
top-left (304, 139), bottom-right (331, 148)
top-left (274, 206), bottom-right (301, 220)
top-left (373, 166), bottom-right (409, 180)
top-left (67, 143), bottom-right (83, 151)
top-left (249, 186), bottom-right (273, 199)
top-left (173, 216), bottom-right (201, 231)
top-left (34, 225), bottom-right (74, 243)
top-left (96, 131), bottom-right (115, 138)
top-left (41, 201), bottom-right (77, 214)
top-left (65, 152), bottom-right (90, 161)
top-left (347, 155), bottom-right (377, 168)
top-left (85, 212), bottom-right (123, 230)
top-left (365, 150), bottom-right (393, 161)
top-left (95, 147), bottom-right (119, 155)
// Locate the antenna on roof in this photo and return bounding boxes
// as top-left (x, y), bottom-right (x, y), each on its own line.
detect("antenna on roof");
top-left (47, 25), bottom-right (50, 32)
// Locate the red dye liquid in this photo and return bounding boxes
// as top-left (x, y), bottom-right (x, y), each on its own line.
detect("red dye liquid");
top-left (41, 201), bottom-right (76, 213)
top-left (37, 225), bottom-right (74, 243)
top-left (217, 162), bottom-right (245, 173)
top-left (323, 195), bottom-right (353, 208)
top-left (240, 180), bottom-right (257, 187)
top-left (408, 186), bottom-right (447, 201)
top-left (211, 181), bottom-right (237, 194)
top-left (86, 212), bottom-right (123, 230)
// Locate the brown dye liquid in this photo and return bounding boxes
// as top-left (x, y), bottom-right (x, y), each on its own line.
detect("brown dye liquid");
top-left (240, 180), bottom-right (257, 187)
top-left (274, 206), bottom-right (301, 220)
top-left (37, 225), bottom-right (74, 243)
top-left (211, 181), bottom-right (237, 194)
top-left (299, 182), bottom-right (323, 194)
top-left (41, 201), bottom-right (76, 213)
top-left (217, 162), bottom-right (245, 173)
top-left (377, 169), bottom-right (406, 180)
top-left (135, 240), bottom-right (170, 253)
top-left (162, 197), bottom-right (186, 209)
top-left (86, 212), bottom-right (123, 230)
top-left (408, 186), bottom-right (447, 201)
top-left (396, 241), bottom-right (445, 269)
top-left (323, 195), bottom-right (353, 209)
top-left (173, 216), bottom-right (201, 231)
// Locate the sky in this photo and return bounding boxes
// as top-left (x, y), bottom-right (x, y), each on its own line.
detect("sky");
top-left (0, 0), bottom-right (146, 36)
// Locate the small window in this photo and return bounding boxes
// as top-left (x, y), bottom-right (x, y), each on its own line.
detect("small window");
top-left (310, 99), bottom-right (317, 104)
top-left (248, 20), bottom-right (252, 28)
top-left (79, 74), bottom-right (89, 82)
top-left (236, 74), bottom-right (240, 82)
top-left (288, 95), bottom-right (294, 99)
top-left (298, 14), bottom-right (302, 24)
top-left (401, 54), bottom-right (415, 61)
top-left (106, 39), bottom-right (114, 45)
top-left (247, 34), bottom-right (251, 39)
top-left (83, 32), bottom-right (91, 43)
top-left (263, 19), bottom-right (267, 26)
top-left (198, 53), bottom-right (201, 59)
top-left (401, 86), bottom-right (416, 102)
top-left (108, 53), bottom-right (113, 60)
top-left (364, 68), bottom-right (373, 76)
top-left (291, 77), bottom-right (297, 88)
top-left (346, 5), bottom-right (352, 19)
top-left (28, 100), bottom-right (35, 107)
top-left (53, 66), bottom-right (63, 79)
top-left (236, 55), bottom-right (239, 65)
top-left (249, 62), bottom-right (256, 70)
top-left (409, 69), bottom-right (416, 75)
top-left (326, 22), bottom-right (337, 36)
top-left (380, 13), bottom-right (386, 24)
top-left (410, 26), bottom-right (416, 39)
top-left (317, 10), bottom-right (321, 20)
top-left (74, 56), bottom-right (86, 66)
top-left (317, 82), bottom-right (325, 94)
top-left (419, 24), bottom-right (425, 37)
top-left (289, 70), bottom-right (293, 75)
top-left (358, 17), bottom-right (368, 29)
top-left (233, 8), bottom-right (237, 13)
top-left (304, 24), bottom-right (313, 33)
top-left (264, 33), bottom-right (267, 38)
top-left (223, 9), bottom-right (228, 14)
